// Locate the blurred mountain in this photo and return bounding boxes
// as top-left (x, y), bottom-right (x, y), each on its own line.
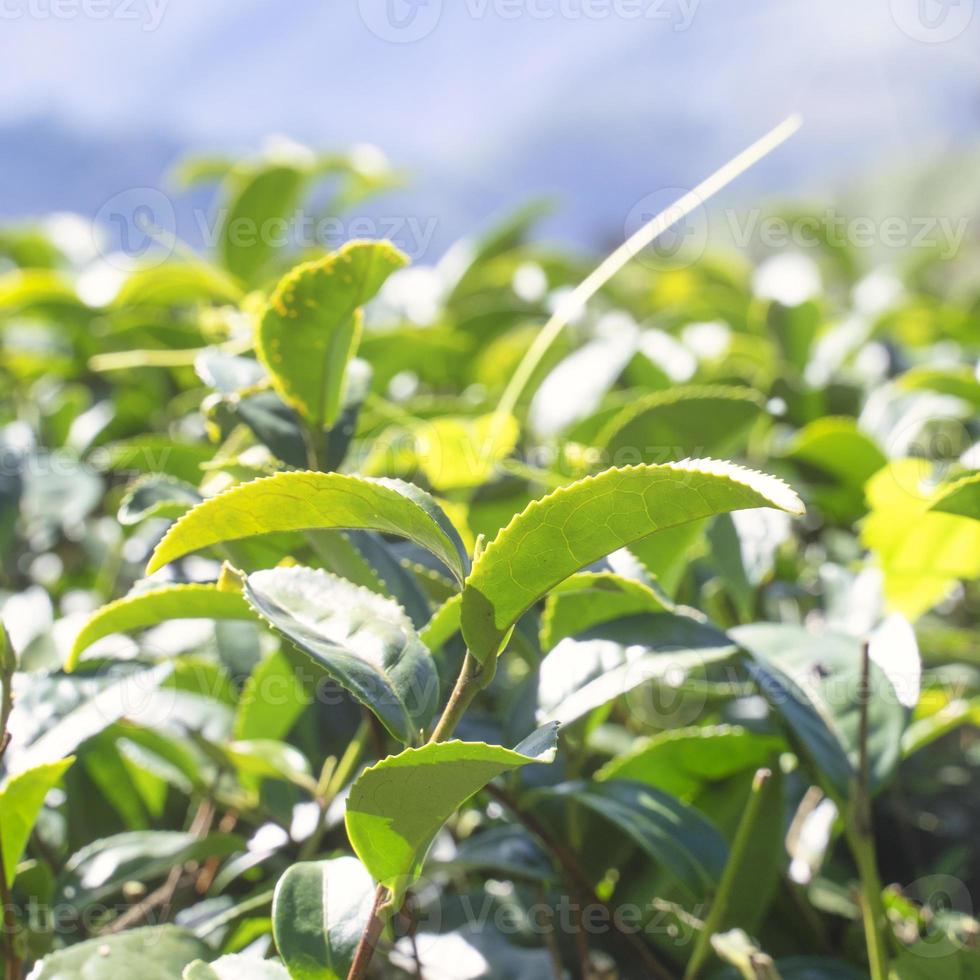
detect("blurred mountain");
top-left (1, 0), bottom-right (978, 254)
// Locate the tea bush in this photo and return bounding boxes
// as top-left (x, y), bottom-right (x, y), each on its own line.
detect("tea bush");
top-left (0, 139), bottom-right (977, 979)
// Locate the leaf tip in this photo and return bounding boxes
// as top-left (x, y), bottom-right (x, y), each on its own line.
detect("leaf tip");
top-left (674, 457), bottom-right (806, 516)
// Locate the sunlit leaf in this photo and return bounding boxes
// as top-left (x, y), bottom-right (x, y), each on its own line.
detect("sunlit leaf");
top-left (345, 724), bottom-right (558, 902)
top-left (257, 241), bottom-right (406, 430)
top-left (929, 471), bottom-right (980, 522)
top-left (28, 926), bottom-right (211, 979)
top-left (68, 583), bottom-right (254, 670)
top-left (184, 958), bottom-right (289, 980)
top-left (462, 459), bottom-right (803, 663)
top-left (862, 460), bottom-right (980, 618)
top-left (146, 471), bottom-right (469, 585)
top-left (0, 757), bottom-right (74, 886)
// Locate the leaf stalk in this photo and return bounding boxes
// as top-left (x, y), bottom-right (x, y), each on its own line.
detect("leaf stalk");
top-left (684, 768), bottom-right (773, 980)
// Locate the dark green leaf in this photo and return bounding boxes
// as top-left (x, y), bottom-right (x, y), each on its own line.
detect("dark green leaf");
top-left (28, 926), bottom-right (211, 979)
top-left (244, 566), bottom-right (438, 744)
top-left (272, 857), bottom-right (374, 980)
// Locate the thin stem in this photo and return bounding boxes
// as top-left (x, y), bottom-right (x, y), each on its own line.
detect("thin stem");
top-left (490, 115), bottom-right (801, 432)
top-left (485, 784), bottom-right (674, 980)
top-left (304, 422), bottom-right (324, 472)
top-left (426, 652), bottom-right (484, 745)
top-left (684, 768), bottom-right (772, 980)
top-left (0, 833), bottom-right (19, 980)
top-left (301, 717), bottom-right (371, 861)
top-left (848, 828), bottom-right (890, 980)
top-left (347, 652), bottom-right (489, 979)
top-left (0, 629), bottom-right (21, 980)
top-left (571, 894), bottom-right (593, 980)
top-left (536, 883), bottom-right (566, 980)
top-left (846, 640), bottom-right (889, 980)
top-left (194, 888), bottom-right (275, 939)
top-left (346, 884), bottom-right (388, 980)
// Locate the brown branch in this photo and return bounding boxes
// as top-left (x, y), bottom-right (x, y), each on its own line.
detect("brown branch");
top-left (98, 868), bottom-right (191, 936)
top-left (346, 884), bottom-right (388, 980)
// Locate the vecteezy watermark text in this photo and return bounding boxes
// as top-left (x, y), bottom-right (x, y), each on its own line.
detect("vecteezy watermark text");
top-left (94, 187), bottom-right (440, 269)
top-left (726, 208), bottom-right (970, 260)
top-left (0, 0), bottom-right (168, 30)
top-left (623, 189), bottom-right (973, 272)
top-left (193, 209), bottom-right (438, 262)
top-left (357, 0), bottom-right (699, 43)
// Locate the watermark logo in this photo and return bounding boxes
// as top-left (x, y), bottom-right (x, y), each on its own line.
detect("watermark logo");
top-left (890, 0), bottom-right (975, 43)
top-left (901, 875), bottom-right (974, 958)
top-left (359, 0), bottom-right (443, 42)
top-left (624, 187), bottom-right (709, 272)
top-left (622, 650), bottom-right (710, 728)
top-left (93, 187), bottom-right (176, 271)
top-left (883, 413), bottom-right (972, 501)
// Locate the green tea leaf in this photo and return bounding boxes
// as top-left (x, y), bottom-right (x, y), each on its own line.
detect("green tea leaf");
top-left (366, 413), bottom-right (520, 491)
top-left (184, 957), bottom-right (289, 980)
top-left (539, 570), bottom-right (673, 652)
top-left (0, 757), bottom-right (74, 886)
top-left (118, 475), bottom-right (202, 525)
top-left (862, 460), bottom-right (980, 618)
top-left (11, 665), bottom-right (173, 774)
top-left (220, 164), bottom-right (307, 286)
top-left (902, 696), bottom-right (980, 757)
top-left (146, 472), bottom-right (469, 585)
top-left (28, 926), bottom-right (211, 979)
top-left (68, 583), bottom-right (254, 670)
top-left (929, 471), bottom-right (980, 522)
top-left (244, 566), bottom-right (438, 744)
top-left (734, 623), bottom-right (908, 801)
top-left (532, 779), bottom-right (728, 898)
top-left (597, 725), bottom-right (783, 799)
top-left (461, 459), bottom-right (803, 663)
top-left (258, 241), bottom-right (407, 430)
top-left (596, 385), bottom-right (765, 463)
top-left (223, 739), bottom-right (312, 790)
top-left (419, 593), bottom-right (462, 652)
top-left (784, 417), bottom-right (887, 488)
top-left (233, 649), bottom-right (312, 742)
top-left (56, 831), bottom-right (243, 910)
top-left (102, 437), bottom-right (213, 484)
top-left (897, 364), bottom-right (980, 408)
top-left (114, 261), bottom-right (243, 308)
top-left (536, 612), bottom-right (736, 727)
top-left (345, 724), bottom-right (558, 901)
top-left (272, 857), bottom-right (374, 980)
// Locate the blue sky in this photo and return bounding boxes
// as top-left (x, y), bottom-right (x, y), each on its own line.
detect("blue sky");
top-left (1, 0), bottom-right (978, 254)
